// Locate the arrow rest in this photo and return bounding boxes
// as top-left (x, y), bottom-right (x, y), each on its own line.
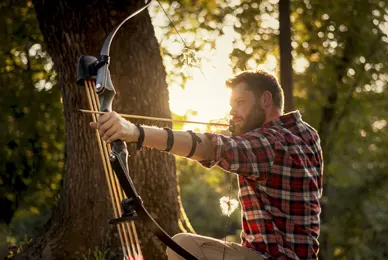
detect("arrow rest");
top-left (76, 55), bottom-right (109, 85)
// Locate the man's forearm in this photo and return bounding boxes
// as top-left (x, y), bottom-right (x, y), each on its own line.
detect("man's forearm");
top-left (139, 126), bottom-right (214, 161)
top-left (91, 112), bottom-right (215, 161)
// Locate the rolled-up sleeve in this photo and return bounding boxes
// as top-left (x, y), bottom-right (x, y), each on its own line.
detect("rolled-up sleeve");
top-left (199, 130), bottom-right (275, 180)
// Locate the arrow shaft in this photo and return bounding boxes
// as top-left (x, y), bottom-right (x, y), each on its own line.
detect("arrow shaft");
top-left (79, 109), bottom-right (229, 127)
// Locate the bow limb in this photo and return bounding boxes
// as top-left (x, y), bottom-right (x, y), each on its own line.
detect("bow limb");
top-left (76, 1), bottom-right (198, 259)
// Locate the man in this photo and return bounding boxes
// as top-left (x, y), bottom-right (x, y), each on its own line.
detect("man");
top-left (90, 70), bottom-right (323, 259)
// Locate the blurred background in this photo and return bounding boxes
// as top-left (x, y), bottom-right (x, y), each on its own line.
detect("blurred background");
top-left (1, 0), bottom-right (387, 259)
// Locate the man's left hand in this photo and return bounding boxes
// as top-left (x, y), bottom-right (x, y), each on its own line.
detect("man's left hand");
top-left (89, 112), bottom-right (138, 143)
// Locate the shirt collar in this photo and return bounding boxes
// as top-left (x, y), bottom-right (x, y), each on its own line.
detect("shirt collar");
top-left (262, 110), bottom-right (301, 128)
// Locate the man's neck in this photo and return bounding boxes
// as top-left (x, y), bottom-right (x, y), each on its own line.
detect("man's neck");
top-left (264, 109), bottom-right (282, 125)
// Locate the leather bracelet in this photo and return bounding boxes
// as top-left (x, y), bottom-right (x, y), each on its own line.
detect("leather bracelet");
top-left (163, 128), bottom-right (174, 152)
top-left (186, 130), bottom-right (202, 158)
top-left (135, 123), bottom-right (145, 151)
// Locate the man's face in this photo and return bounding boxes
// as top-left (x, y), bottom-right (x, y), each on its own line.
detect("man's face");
top-left (229, 82), bottom-right (266, 136)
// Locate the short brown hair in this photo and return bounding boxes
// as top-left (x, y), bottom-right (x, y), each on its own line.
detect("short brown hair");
top-left (225, 70), bottom-right (284, 112)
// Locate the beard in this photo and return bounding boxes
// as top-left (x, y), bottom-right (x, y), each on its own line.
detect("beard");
top-left (231, 105), bottom-right (266, 136)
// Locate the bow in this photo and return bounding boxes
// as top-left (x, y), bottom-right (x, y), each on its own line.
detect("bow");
top-left (76, 1), bottom-right (198, 259)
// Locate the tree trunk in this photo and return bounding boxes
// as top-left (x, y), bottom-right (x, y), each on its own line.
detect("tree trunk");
top-left (16, 1), bottom-right (191, 259)
top-left (279, 0), bottom-right (294, 112)
top-left (317, 38), bottom-right (355, 260)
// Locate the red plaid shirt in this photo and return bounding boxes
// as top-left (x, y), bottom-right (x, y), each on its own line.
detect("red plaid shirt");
top-left (200, 111), bottom-right (323, 259)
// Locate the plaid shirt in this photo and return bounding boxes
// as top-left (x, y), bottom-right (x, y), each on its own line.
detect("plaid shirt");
top-left (200, 111), bottom-right (323, 259)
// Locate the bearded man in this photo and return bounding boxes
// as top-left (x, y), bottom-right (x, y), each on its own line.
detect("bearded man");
top-left (90, 70), bottom-right (323, 260)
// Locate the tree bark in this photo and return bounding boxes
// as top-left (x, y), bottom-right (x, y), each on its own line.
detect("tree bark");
top-left (317, 39), bottom-right (355, 260)
top-left (16, 1), bottom-right (192, 259)
top-left (279, 0), bottom-right (294, 112)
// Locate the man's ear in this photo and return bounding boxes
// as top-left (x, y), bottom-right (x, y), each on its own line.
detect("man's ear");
top-left (260, 91), bottom-right (272, 108)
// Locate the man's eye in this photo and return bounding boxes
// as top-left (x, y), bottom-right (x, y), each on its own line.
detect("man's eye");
top-left (237, 100), bottom-right (244, 105)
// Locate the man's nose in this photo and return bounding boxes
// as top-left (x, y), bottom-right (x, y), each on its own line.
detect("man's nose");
top-left (229, 106), bottom-right (236, 117)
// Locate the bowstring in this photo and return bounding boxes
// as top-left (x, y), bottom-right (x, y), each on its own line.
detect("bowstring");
top-left (153, 2), bottom-right (239, 259)
top-left (221, 114), bottom-right (239, 259)
top-left (155, 0), bottom-right (207, 80)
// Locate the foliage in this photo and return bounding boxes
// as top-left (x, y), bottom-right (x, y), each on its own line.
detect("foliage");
top-left (151, 0), bottom-right (231, 86)
top-left (291, 1), bottom-right (388, 258)
top-left (171, 112), bottom-right (241, 240)
top-left (162, 0), bottom-right (388, 258)
top-left (2, 0), bottom-right (388, 259)
top-left (0, 0), bottom-right (64, 247)
top-left (81, 247), bottom-right (110, 260)
top-left (176, 157), bottom-right (242, 241)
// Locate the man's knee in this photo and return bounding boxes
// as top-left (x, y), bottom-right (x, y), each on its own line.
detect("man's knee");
top-left (166, 233), bottom-right (198, 260)
top-left (172, 233), bottom-right (191, 244)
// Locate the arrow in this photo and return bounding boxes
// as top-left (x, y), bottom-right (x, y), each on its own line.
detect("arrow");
top-left (79, 109), bottom-right (230, 127)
